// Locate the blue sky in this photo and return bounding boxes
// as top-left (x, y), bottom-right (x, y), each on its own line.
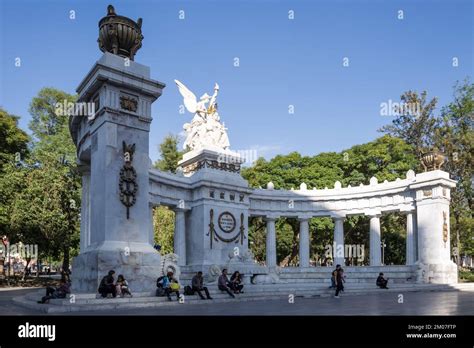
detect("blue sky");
top-left (0, 0), bottom-right (472, 163)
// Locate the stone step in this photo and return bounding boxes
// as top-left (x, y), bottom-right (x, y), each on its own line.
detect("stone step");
top-left (29, 283), bottom-right (455, 305)
top-left (26, 282), bottom-right (432, 302)
top-left (13, 283), bottom-right (461, 314)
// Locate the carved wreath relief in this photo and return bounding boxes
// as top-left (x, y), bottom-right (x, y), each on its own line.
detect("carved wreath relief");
top-left (119, 141), bottom-right (138, 219)
top-left (207, 209), bottom-right (245, 249)
top-left (442, 211), bottom-right (448, 247)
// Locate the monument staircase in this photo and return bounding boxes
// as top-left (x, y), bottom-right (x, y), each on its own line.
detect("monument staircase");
top-left (13, 266), bottom-right (473, 313)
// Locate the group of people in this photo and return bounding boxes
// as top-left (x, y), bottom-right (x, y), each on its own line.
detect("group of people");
top-left (329, 265), bottom-right (390, 298)
top-left (155, 268), bottom-right (244, 301)
top-left (97, 270), bottom-right (133, 298)
top-left (38, 267), bottom-right (391, 304)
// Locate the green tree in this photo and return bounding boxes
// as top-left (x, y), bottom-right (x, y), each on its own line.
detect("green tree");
top-left (379, 90), bottom-right (438, 161)
top-left (4, 88), bottom-right (81, 277)
top-left (434, 80), bottom-right (474, 265)
top-left (29, 87), bottom-right (76, 140)
top-left (0, 108), bottom-right (29, 172)
top-left (154, 134), bottom-right (184, 173)
top-left (9, 156), bottom-right (80, 277)
top-left (153, 206), bottom-right (175, 255)
top-left (0, 109), bottom-right (30, 239)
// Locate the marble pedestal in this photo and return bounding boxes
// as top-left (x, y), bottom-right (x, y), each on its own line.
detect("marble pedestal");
top-left (69, 53), bottom-right (165, 293)
top-left (177, 148), bottom-right (254, 268)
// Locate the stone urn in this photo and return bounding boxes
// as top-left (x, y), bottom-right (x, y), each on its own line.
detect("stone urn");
top-left (98, 5), bottom-right (143, 61)
top-left (421, 150), bottom-right (445, 171)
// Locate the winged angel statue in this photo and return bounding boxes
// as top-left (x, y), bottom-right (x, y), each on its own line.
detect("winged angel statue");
top-left (175, 80), bottom-right (230, 151)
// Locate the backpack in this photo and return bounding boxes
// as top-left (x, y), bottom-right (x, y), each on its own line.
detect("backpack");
top-left (156, 287), bottom-right (165, 297)
top-left (156, 276), bottom-right (164, 288)
top-left (184, 285), bottom-right (194, 296)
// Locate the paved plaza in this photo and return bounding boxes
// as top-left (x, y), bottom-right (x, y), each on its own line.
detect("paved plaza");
top-left (1, 288), bottom-right (472, 316)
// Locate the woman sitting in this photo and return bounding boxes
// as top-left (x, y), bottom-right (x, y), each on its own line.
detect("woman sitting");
top-left (116, 274), bottom-right (132, 297)
top-left (230, 271), bottom-right (244, 294)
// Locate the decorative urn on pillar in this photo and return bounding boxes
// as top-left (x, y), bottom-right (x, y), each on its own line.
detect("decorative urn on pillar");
top-left (98, 5), bottom-right (144, 61)
top-left (421, 150), bottom-right (445, 172)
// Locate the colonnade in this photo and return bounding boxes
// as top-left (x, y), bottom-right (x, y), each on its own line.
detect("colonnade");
top-left (260, 212), bottom-right (418, 268)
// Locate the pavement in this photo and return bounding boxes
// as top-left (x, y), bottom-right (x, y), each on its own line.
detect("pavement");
top-left (0, 287), bottom-right (473, 316)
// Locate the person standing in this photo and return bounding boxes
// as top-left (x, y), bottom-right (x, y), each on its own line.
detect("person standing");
top-left (329, 266), bottom-right (338, 289)
top-left (334, 265), bottom-right (345, 298)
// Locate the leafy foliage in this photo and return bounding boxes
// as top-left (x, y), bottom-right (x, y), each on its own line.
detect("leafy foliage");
top-left (153, 134), bottom-right (184, 173)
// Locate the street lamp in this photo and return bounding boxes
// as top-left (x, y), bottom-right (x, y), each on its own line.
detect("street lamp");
top-left (381, 240), bottom-right (387, 265)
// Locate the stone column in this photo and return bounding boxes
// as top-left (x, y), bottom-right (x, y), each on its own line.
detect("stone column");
top-left (405, 212), bottom-right (416, 265)
top-left (79, 166), bottom-right (91, 252)
top-left (149, 204), bottom-right (155, 246)
top-left (298, 217), bottom-right (310, 268)
top-left (265, 216), bottom-right (277, 268)
top-left (369, 214), bottom-right (382, 266)
top-left (333, 217), bottom-right (345, 266)
top-left (174, 209), bottom-right (186, 266)
top-left (406, 170), bottom-right (458, 284)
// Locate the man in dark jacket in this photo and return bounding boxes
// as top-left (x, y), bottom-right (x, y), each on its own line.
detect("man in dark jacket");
top-left (191, 271), bottom-right (213, 300)
top-left (334, 265), bottom-right (345, 298)
top-left (37, 279), bottom-right (71, 304)
top-left (376, 272), bottom-right (389, 289)
top-left (98, 270), bottom-right (116, 298)
top-left (218, 269), bottom-right (235, 298)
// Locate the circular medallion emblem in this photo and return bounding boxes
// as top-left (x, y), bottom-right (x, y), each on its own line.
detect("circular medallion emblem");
top-left (218, 212), bottom-right (236, 233)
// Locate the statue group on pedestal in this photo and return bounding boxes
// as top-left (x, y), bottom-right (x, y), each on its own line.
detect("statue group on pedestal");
top-left (175, 80), bottom-right (231, 151)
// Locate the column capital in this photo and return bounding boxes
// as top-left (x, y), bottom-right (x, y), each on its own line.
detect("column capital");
top-left (297, 215), bottom-right (312, 222)
top-left (331, 214), bottom-right (345, 221)
top-left (365, 210), bottom-right (382, 218)
top-left (399, 208), bottom-right (416, 215)
top-left (264, 215), bottom-right (279, 222)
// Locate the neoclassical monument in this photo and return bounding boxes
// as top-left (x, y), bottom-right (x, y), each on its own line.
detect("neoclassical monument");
top-left (70, 6), bottom-right (458, 293)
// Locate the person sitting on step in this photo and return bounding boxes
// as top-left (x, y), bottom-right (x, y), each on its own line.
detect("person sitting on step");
top-left (98, 270), bottom-right (117, 298)
top-left (230, 271), bottom-right (244, 294)
top-left (116, 274), bottom-right (132, 297)
top-left (37, 279), bottom-right (71, 304)
top-left (376, 272), bottom-right (389, 289)
top-left (157, 271), bottom-right (181, 301)
top-left (191, 271), bottom-right (213, 300)
top-left (218, 269), bottom-right (235, 298)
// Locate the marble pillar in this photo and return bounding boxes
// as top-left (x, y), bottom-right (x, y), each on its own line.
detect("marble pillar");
top-left (298, 217), bottom-right (310, 268)
top-left (265, 216), bottom-right (277, 268)
top-left (405, 211), bottom-right (416, 265)
top-left (369, 215), bottom-right (382, 266)
top-left (333, 217), bottom-right (345, 266)
top-left (174, 209), bottom-right (186, 266)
